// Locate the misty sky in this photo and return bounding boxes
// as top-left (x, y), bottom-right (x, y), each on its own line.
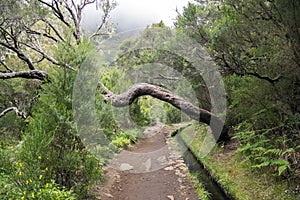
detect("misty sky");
top-left (82, 0), bottom-right (192, 32)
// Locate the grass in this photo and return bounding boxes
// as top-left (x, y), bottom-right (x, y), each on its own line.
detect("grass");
top-left (179, 124), bottom-right (297, 200)
top-left (188, 171), bottom-right (211, 200)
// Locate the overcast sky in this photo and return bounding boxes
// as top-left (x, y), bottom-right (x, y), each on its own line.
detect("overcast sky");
top-left (82, 0), bottom-right (192, 32)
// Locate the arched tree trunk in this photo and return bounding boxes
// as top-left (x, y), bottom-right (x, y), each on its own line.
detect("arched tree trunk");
top-left (99, 82), bottom-right (230, 142)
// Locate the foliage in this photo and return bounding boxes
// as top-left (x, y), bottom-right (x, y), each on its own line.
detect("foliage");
top-left (117, 43), bottom-right (211, 110)
top-left (225, 74), bottom-right (300, 177)
top-left (233, 121), bottom-right (298, 176)
top-left (163, 103), bottom-right (182, 124)
top-left (0, 78), bottom-right (40, 147)
top-left (0, 0), bottom-right (117, 199)
top-left (176, 0), bottom-right (300, 182)
top-left (18, 67), bottom-right (102, 198)
top-left (129, 98), bottom-right (151, 127)
top-left (112, 135), bottom-right (131, 148)
top-left (180, 124), bottom-right (298, 200)
top-left (0, 41), bottom-right (103, 199)
top-left (112, 129), bottom-right (139, 149)
top-left (0, 147), bottom-right (77, 200)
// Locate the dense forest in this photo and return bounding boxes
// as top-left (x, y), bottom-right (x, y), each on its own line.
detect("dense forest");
top-left (0, 0), bottom-right (299, 199)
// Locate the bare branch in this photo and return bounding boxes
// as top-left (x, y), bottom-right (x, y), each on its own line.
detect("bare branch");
top-left (154, 74), bottom-right (181, 80)
top-left (220, 53), bottom-right (281, 83)
top-left (89, 8), bottom-right (109, 39)
top-left (0, 107), bottom-right (26, 119)
top-left (25, 27), bottom-right (58, 43)
top-left (247, 71), bottom-right (281, 83)
top-left (32, 56), bottom-right (46, 64)
top-left (89, 0), bottom-right (116, 39)
top-left (0, 70), bottom-right (47, 80)
top-left (81, 0), bottom-right (97, 9)
top-left (20, 42), bottom-right (75, 71)
top-left (71, 0), bottom-right (78, 12)
top-left (98, 81), bottom-right (114, 96)
top-left (0, 41), bottom-right (36, 70)
top-left (64, 1), bottom-right (81, 40)
top-left (0, 60), bottom-right (14, 72)
top-left (38, 0), bottom-right (71, 28)
top-left (42, 18), bottom-right (66, 42)
top-left (99, 82), bottom-right (229, 142)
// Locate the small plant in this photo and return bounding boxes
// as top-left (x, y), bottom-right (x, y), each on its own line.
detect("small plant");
top-left (112, 129), bottom-right (140, 148)
top-left (112, 136), bottom-right (131, 148)
top-left (0, 157), bottom-right (77, 200)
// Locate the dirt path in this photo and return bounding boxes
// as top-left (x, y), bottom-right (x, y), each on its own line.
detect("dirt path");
top-left (95, 123), bottom-right (199, 200)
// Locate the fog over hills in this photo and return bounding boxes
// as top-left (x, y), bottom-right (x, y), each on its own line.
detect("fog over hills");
top-left (82, 0), bottom-right (191, 33)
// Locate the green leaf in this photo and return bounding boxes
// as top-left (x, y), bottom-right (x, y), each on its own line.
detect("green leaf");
top-left (278, 165), bottom-right (287, 176)
top-left (252, 161), bottom-right (270, 168)
top-left (270, 159), bottom-right (289, 167)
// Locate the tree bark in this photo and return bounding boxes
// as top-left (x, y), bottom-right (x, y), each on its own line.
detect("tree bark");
top-left (0, 70), bottom-right (48, 80)
top-left (99, 82), bottom-right (229, 142)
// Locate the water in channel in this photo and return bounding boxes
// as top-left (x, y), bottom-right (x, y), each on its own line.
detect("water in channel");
top-left (176, 135), bottom-right (233, 200)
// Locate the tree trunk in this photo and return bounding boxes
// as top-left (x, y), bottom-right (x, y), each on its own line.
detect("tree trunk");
top-left (99, 82), bottom-right (229, 142)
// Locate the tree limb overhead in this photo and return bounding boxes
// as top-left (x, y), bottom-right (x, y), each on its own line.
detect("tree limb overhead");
top-left (99, 82), bottom-right (229, 142)
top-left (0, 70), bottom-right (48, 80)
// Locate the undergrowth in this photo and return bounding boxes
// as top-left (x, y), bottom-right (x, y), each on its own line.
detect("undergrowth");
top-left (180, 123), bottom-right (298, 200)
top-left (112, 129), bottom-right (140, 148)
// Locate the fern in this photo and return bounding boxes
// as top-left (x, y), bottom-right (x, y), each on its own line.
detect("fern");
top-left (234, 123), bottom-right (295, 177)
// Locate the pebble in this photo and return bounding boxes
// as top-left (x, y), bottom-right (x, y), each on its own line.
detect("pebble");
top-left (174, 163), bottom-right (186, 168)
top-left (180, 185), bottom-right (186, 190)
top-left (177, 159), bottom-right (185, 163)
top-left (175, 169), bottom-right (181, 175)
top-left (164, 166), bottom-right (174, 171)
top-left (103, 193), bottom-right (113, 198)
top-left (167, 195), bottom-right (175, 200)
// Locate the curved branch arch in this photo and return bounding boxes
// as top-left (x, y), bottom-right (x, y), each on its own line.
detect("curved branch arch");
top-left (99, 82), bottom-right (229, 142)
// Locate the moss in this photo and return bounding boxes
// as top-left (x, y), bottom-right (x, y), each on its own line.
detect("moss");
top-left (180, 124), bottom-right (296, 200)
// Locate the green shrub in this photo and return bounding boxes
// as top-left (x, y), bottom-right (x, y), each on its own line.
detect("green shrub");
top-left (163, 103), bottom-right (182, 124)
top-left (13, 65), bottom-right (102, 199)
top-left (112, 129), bottom-right (140, 148)
top-left (225, 75), bottom-right (300, 179)
top-left (0, 174), bottom-right (76, 200)
top-left (112, 136), bottom-right (131, 148)
top-left (233, 121), bottom-right (298, 177)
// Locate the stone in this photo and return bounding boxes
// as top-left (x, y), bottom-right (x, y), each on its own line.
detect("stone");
top-left (157, 156), bottom-right (167, 163)
top-left (175, 169), bottom-right (181, 175)
top-left (164, 166), bottom-right (174, 171)
top-left (145, 158), bottom-right (151, 172)
top-left (180, 185), bottom-right (186, 190)
top-left (174, 163), bottom-right (186, 168)
top-left (167, 195), bottom-right (175, 200)
top-left (119, 163), bottom-right (134, 171)
top-left (103, 193), bottom-right (113, 198)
